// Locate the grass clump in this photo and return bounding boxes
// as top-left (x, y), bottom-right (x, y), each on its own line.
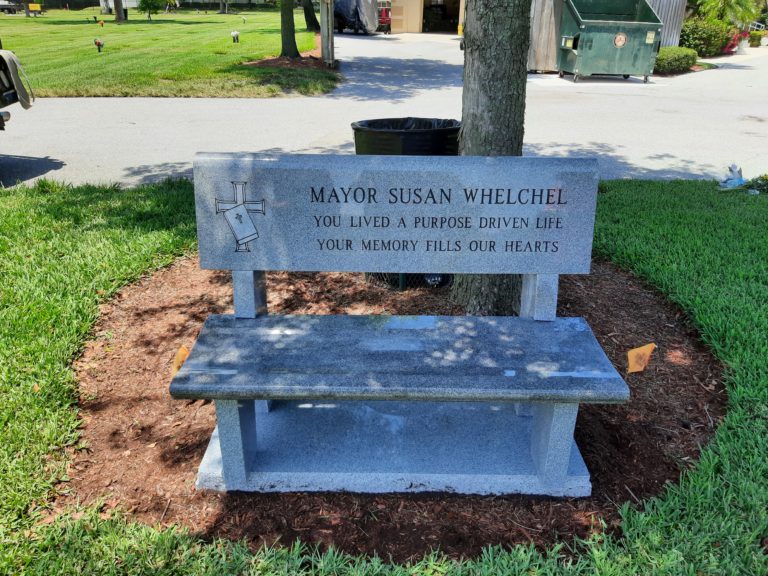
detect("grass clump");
top-left (653, 46), bottom-right (698, 75)
top-left (3, 8), bottom-right (337, 97)
top-left (0, 179), bottom-right (196, 566)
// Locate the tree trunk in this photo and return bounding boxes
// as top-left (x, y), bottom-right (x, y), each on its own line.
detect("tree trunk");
top-left (451, 274), bottom-right (524, 316)
top-left (218, 0), bottom-right (225, 13)
top-left (302, 0), bottom-right (321, 31)
top-left (114, 0), bottom-right (125, 22)
top-left (450, 0), bottom-right (532, 316)
top-left (280, 0), bottom-right (301, 57)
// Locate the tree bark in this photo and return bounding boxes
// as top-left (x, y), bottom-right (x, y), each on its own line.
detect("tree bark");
top-left (302, 0), bottom-right (321, 31)
top-left (114, 0), bottom-right (126, 22)
top-left (280, 0), bottom-right (301, 57)
top-left (450, 0), bottom-right (532, 316)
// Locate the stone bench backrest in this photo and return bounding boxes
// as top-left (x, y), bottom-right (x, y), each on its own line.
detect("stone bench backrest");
top-left (194, 153), bottom-right (599, 320)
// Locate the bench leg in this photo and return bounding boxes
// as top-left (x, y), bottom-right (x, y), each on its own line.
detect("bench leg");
top-left (520, 274), bottom-right (559, 321)
top-left (233, 270), bottom-right (271, 413)
top-left (215, 399), bottom-right (257, 489)
top-left (232, 270), bottom-right (267, 319)
top-left (255, 400), bottom-right (273, 414)
top-left (530, 402), bottom-right (578, 491)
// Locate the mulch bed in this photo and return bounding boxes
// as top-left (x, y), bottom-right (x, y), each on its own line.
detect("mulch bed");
top-left (56, 258), bottom-right (726, 563)
top-left (242, 34), bottom-right (327, 71)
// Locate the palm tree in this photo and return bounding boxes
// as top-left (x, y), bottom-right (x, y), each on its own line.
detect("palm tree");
top-left (699, 0), bottom-right (761, 26)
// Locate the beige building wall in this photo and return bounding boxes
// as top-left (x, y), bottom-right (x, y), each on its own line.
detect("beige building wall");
top-left (391, 0), bottom-right (424, 33)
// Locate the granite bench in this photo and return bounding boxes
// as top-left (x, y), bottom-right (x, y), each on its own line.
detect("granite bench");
top-left (170, 153), bottom-right (629, 497)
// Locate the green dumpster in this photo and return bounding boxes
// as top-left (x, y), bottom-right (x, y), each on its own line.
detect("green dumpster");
top-left (556, 0), bottom-right (662, 83)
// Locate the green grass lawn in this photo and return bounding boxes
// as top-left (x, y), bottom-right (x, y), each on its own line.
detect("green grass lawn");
top-left (0, 8), bottom-right (338, 97)
top-left (1, 179), bottom-right (767, 574)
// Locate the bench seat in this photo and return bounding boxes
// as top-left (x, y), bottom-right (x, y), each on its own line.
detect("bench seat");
top-left (170, 314), bottom-right (628, 404)
top-left (170, 314), bottom-right (627, 496)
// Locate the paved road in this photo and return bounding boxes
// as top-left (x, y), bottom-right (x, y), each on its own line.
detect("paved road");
top-left (1, 33), bottom-right (766, 187)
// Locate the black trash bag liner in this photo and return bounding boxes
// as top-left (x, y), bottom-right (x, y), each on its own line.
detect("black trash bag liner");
top-left (352, 117), bottom-right (461, 132)
top-left (351, 117), bottom-right (460, 290)
top-left (335, 0), bottom-right (378, 34)
top-left (351, 117), bottom-right (461, 156)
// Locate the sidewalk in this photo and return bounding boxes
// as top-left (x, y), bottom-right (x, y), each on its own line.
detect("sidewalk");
top-left (0, 36), bottom-right (766, 187)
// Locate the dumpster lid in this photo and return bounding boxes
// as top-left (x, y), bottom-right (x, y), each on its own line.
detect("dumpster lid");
top-left (568, 0), bottom-right (661, 25)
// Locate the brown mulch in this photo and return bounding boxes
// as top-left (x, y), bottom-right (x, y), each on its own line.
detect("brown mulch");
top-left (242, 34), bottom-right (327, 71)
top-left (57, 258), bottom-right (726, 563)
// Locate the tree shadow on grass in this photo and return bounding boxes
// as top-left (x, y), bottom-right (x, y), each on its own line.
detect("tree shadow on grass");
top-left (124, 161), bottom-right (192, 185)
top-left (218, 63), bottom-right (339, 95)
top-left (35, 178), bottom-right (197, 237)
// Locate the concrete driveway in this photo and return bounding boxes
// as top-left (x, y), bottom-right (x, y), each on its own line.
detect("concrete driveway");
top-left (1, 33), bottom-right (766, 187)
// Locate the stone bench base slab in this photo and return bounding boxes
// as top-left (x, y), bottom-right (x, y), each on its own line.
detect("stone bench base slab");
top-left (195, 400), bottom-right (591, 497)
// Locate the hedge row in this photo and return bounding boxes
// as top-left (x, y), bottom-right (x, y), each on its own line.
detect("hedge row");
top-left (653, 46), bottom-right (698, 75)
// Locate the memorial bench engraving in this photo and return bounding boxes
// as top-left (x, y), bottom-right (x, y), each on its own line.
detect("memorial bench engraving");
top-left (170, 153), bottom-right (629, 497)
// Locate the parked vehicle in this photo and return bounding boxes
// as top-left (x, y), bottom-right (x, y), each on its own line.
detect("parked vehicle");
top-left (0, 1), bottom-right (22, 14)
top-left (0, 39), bottom-right (34, 130)
top-left (334, 0), bottom-right (378, 34)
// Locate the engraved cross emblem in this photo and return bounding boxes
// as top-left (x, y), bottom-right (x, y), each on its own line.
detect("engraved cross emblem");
top-left (215, 181), bottom-right (266, 252)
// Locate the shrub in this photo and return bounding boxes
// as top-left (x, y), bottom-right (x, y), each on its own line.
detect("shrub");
top-left (653, 46), bottom-right (698, 75)
top-left (680, 18), bottom-right (731, 57)
top-left (748, 31), bottom-right (763, 47)
top-left (747, 174), bottom-right (768, 193)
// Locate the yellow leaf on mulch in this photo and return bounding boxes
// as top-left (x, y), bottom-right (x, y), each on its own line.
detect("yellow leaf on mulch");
top-left (627, 343), bottom-right (657, 373)
top-left (171, 345), bottom-right (190, 377)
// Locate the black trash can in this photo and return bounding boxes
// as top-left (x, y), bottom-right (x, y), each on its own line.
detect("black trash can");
top-left (351, 117), bottom-right (460, 290)
top-left (351, 117), bottom-right (460, 156)
top-left (123, 8), bottom-right (128, 19)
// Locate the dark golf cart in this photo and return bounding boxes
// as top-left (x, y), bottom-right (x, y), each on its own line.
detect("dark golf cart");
top-left (0, 37), bottom-right (33, 130)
